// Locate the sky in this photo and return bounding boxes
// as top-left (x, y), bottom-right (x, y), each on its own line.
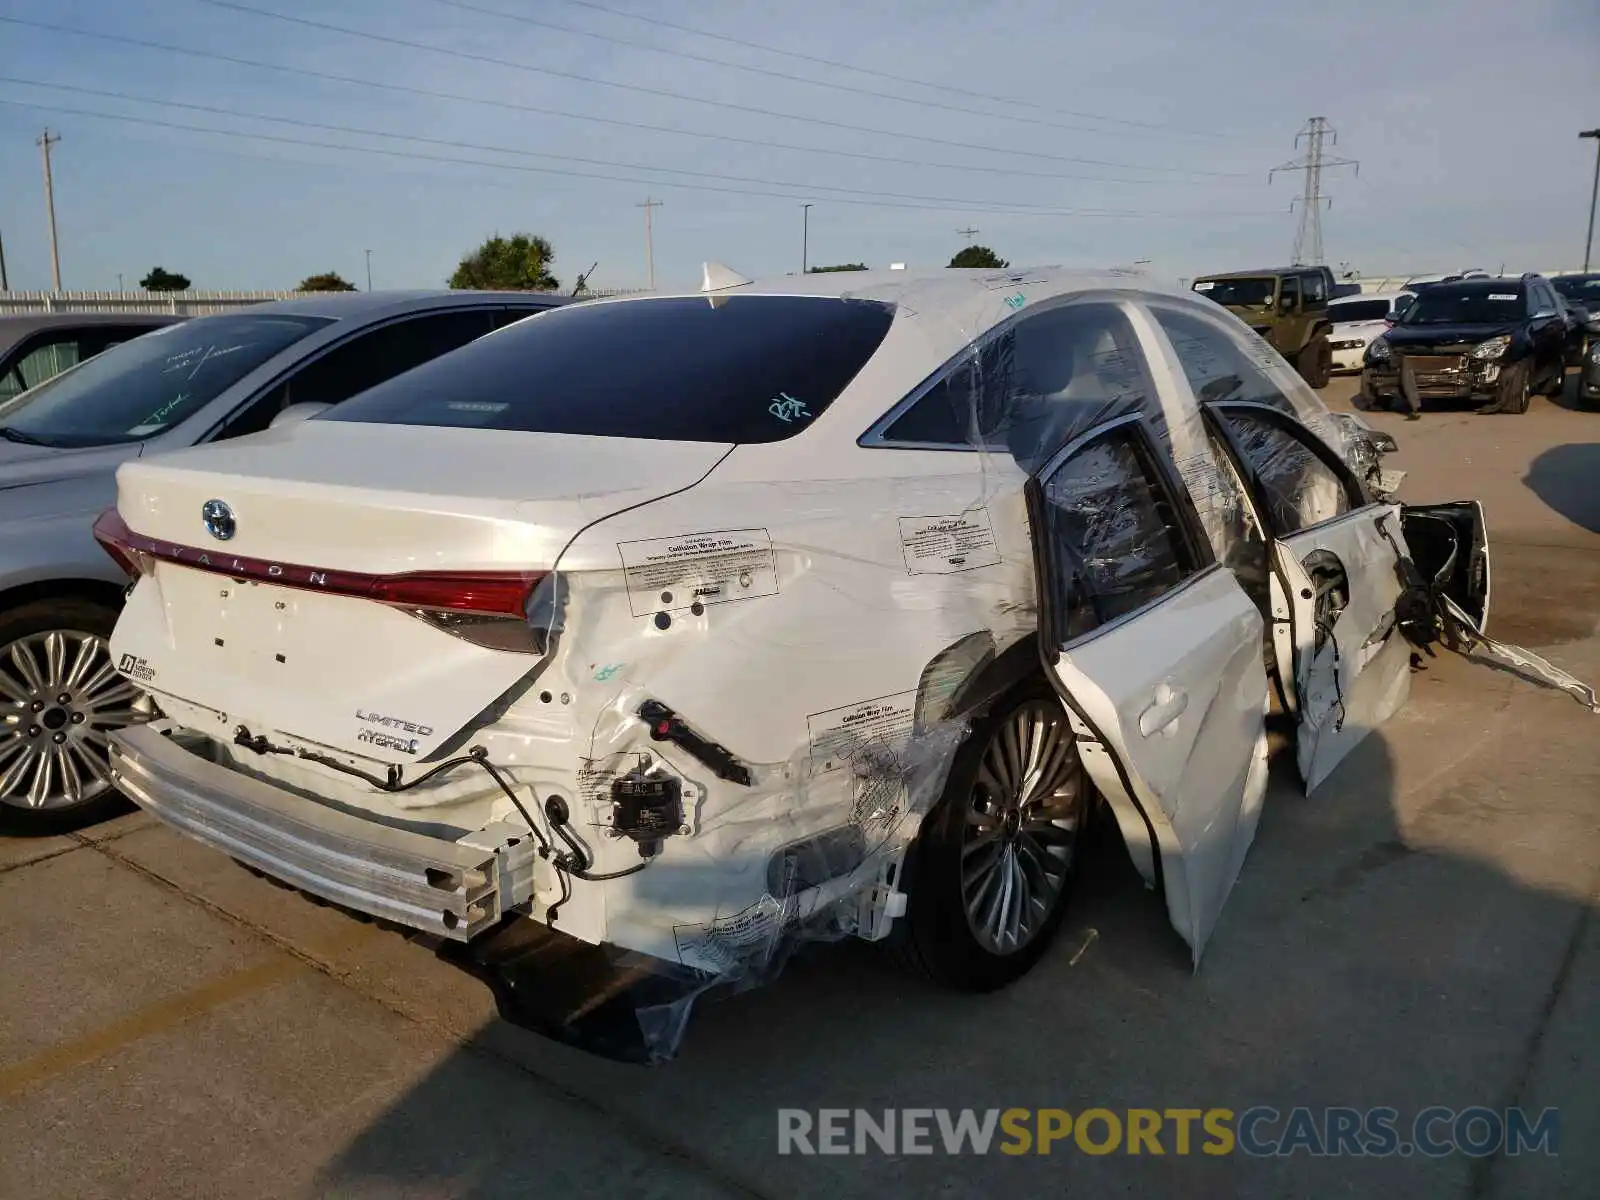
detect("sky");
top-left (0, 0), bottom-right (1597, 295)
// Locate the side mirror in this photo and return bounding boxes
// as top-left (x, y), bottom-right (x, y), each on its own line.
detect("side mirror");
top-left (268, 401), bottom-right (332, 431)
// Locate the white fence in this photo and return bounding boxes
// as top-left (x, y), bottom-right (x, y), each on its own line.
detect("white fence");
top-left (0, 287), bottom-right (644, 316)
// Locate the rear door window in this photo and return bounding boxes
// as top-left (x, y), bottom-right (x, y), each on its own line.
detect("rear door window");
top-left (216, 309), bottom-right (501, 439)
top-left (322, 296), bottom-right (896, 443)
top-left (1037, 420), bottom-right (1202, 640)
top-left (871, 301), bottom-right (1163, 472)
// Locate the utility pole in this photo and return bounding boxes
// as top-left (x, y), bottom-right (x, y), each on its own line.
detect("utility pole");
top-left (802, 204), bottom-right (812, 274)
top-left (117, 272), bottom-right (124, 293)
top-left (1270, 117), bottom-right (1358, 266)
top-left (365, 249), bottom-right (373, 291)
top-left (1580, 129), bottom-right (1600, 272)
top-left (38, 128), bottom-right (63, 291)
top-left (0, 228), bottom-right (8, 292)
top-left (636, 196), bottom-right (662, 290)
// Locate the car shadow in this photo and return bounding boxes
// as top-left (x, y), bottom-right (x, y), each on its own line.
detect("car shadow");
top-left (1523, 443), bottom-right (1600, 535)
top-left (309, 699), bottom-right (1597, 1200)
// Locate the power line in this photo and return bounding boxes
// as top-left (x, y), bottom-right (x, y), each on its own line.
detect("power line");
top-left (0, 16), bottom-right (1233, 188)
top-left (1270, 116), bottom-right (1358, 266)
top-left (0, 96), bottom-right (1279, 221)
top-left (0, 77), bottom-right (1271, 215)
top-left (194, 1), bottom-right (1246, 178)
top-left (554, 0), bottom-right (1229, 137)
top-left (423, 0), bottom-right (1197, 142)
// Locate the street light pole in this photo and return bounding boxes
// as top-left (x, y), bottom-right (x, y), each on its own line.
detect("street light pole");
top-left (1581, 129), bottom-right (1600, 273)
top-left (365, 249), bottom-right (373, 291)
top-left (802, 204), bottom-right (812, 275)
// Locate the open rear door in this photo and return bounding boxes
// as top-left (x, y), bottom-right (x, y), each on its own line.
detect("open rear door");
top-left (1272, 509), bottom-right (1413, 791)
top-left (1031, 417), bottom-right (1270, 961)
top-left (1203, 401), bottom-right (1414, 792)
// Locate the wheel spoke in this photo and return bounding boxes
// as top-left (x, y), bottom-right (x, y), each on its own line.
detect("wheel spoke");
top-left (76, 659), bottom-right (121, 702)
top-left (43, 631), bottom-right (67, 692)
top-left (0, 669), bottom-right (30, 705)
top-left (58, 746), bottom-right (85, 806)
top-left (64, 635), bottom-right (102, 691)
top-left (8, 641), bottom-right (46, 693)
top-left (26, 748), bottom-right (54, 809)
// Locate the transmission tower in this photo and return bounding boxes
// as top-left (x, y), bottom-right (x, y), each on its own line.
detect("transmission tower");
top-left (1269, 117), bottom-right (1357, 266)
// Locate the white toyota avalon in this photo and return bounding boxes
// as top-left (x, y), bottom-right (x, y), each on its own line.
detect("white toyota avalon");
top-left (91, 265), bottom-right (1496, 1048)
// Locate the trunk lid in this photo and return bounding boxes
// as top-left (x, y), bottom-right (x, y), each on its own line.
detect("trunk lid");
top-left (108, 421), bottom-right (729, 762)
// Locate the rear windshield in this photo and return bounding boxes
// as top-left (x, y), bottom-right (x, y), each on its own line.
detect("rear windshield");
top-left (1329, 299), bottom-right (1391, 323)
top-left (0, 313), bottom-right (333, 448)
top-left (323, 295), bottom-right (896, 443)
top-left (1400, 286), bottom-right (1525, 326)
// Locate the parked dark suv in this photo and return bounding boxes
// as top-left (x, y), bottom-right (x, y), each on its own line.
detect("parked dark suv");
top-left (1359, 275), bottom-right (1569, 416)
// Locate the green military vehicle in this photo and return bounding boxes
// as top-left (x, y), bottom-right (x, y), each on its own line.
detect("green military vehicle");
top-left (1190, 266), bottom-right (1337, 389)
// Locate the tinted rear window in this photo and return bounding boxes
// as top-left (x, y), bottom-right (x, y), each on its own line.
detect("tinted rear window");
top-left (1329, 299), bottom-right (1391, 323)
top-left (323, 295), bottom-right (897, 443)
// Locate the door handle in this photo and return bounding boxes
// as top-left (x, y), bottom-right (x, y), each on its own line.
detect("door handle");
top-left (1138, 682), bottom-right (1189, 738)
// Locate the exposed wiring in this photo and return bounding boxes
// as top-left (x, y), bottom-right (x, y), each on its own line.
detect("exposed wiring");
top-left (228, 727), bottom-right (657, 916)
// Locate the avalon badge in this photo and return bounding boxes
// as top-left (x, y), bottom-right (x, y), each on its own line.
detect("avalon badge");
top-left (201, 499), bottom-right (236, 541)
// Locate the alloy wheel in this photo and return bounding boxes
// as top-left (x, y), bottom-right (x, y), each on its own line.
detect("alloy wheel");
top-left (960, 698), bottom-right (1085, 955)
top-left (0, 629), bottom-right (146, 810)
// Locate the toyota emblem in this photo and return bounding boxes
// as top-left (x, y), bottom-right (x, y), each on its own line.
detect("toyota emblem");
top-left (201, 499), bottom-right (236, 541)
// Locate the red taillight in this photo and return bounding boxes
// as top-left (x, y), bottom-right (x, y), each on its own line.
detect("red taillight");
top-left (92, 508), bottom-right (143, 578)
top-left (369, 572), bottom-right (541, 619)
top-left (88, 508), bottom-right (546, 628)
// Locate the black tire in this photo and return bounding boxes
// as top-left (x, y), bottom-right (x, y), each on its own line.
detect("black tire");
top-left (1297, 335), bottom-right (1333, 389)
top-left (0, 596), bottom-right (136, 835)
top-left (891, 679), bottom-right (1090, 992)
top-left (1545, 365), bottom-right (1567, 398)
top-left (1483, 360), bottom-right (1529, 415)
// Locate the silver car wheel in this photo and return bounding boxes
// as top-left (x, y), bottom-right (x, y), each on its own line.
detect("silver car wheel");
top-left (0, 629), bottom-right (145, 811)
top-left (960, 698), bottom-right (1084, 956)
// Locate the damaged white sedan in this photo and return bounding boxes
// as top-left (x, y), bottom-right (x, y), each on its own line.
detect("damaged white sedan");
top-left (91, 266), bottom-right (1529, 1057)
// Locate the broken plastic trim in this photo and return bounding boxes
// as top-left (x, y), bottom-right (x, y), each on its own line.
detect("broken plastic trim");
top-left (636, 700), bottom-right (753, 785)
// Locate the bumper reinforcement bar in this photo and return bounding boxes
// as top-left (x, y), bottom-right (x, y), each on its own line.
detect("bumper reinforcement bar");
top-left (108, 724), bottom-right (534, 940)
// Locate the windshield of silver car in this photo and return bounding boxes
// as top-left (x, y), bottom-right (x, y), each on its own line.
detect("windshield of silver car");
top-left (0, 313), bottom-right (333, 448)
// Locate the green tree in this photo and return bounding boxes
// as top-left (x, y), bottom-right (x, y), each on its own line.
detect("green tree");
top-left (140, 267), bottom-right (191, 292)
top-left (808, 262), bottom-right (869, 273)
top-left (297, 272), bottom-right (357, 292)
top-left (947, 245), bottom-right (1009, 269)
top-left (449, 233), bottom-right (559, 291)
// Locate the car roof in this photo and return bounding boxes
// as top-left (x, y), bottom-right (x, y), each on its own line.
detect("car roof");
top-left (1331, 290), bottom-right (1411, 303)
top-left (0, 311), bottom-right (188, 357)
top-left (1192, 267), bottom-right (1314, 280)
top-left (1419, 277), bottom-right (1527, 296)
top-left (223, 289), bottom-right (573, 321)
top-left (580, 264), bottom-right (1188, 317)
top-left (0, 311), bottom-right (188, 338)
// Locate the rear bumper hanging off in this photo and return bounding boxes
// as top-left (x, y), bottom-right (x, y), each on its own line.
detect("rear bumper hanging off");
top-left (107, 724), bottom-right (535, 940)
